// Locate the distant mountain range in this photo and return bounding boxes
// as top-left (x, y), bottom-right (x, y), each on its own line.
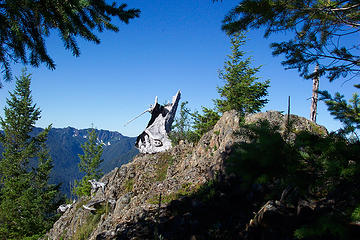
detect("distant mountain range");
top-left (0, 127), bottom-right (138, 196)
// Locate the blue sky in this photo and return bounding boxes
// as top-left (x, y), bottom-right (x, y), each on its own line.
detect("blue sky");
top-left (0, 0), bottom-right (357, 137)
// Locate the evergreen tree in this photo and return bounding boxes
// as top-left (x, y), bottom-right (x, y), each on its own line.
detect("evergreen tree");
top-left (169, 101), bottom-right (197, 144)
top-left (219, 0), bottom-right (360, 82)
top-left (191, 32), bottom-right (269, 141)
top-left (215, 32), bottom-right (270, 117)
top-left (320, 86), bottom-right (360, 140)
top-left (0, 1), bottom-right (140, 84)
top-left (192, 107), bottom-right (221, 141)
top-left (0, 70), bottom-right (59, 239)
top-left (74, 128), bottom-right (104, 197)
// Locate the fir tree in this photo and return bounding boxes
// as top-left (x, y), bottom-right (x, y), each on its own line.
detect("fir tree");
top-left (220, 0), bottom-right (360, 82)
top-left (0, 70), bottom-right (59, 239)
top-left (192, 107), bottom-right (221, 141)
top-left (191, 32), bottom-right (269, 141)
top-left (169, 101), bottom-right (197, 144)
top-left (320, 86), bottom-right (360, 140)
top-left (0, 1), bottom-right (140, 84)
top-left (215, 32), bottom-right (270, 117)
top-left (74, 128), bottom-right (104, 197)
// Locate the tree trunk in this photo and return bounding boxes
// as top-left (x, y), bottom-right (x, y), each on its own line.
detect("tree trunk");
top-left (310, 64), bottom-right (320, 122)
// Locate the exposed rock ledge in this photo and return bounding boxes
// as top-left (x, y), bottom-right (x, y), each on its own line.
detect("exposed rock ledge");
top-left (45, 111), bottom-right (328, 240)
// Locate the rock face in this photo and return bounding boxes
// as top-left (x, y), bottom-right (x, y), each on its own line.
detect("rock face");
top-left (135, 90), bottom-right (181, 154)
top-left (45, 111), bottom-right (328, 240)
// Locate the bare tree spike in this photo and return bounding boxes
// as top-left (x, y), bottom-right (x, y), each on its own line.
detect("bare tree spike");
top-left (124, 96), bottom-right (158, 127)
top-left (310, 64), bottom-right (320, 122)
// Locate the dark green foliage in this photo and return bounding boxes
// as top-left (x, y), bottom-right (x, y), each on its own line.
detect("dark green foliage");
top-left (191, 32), bottom-right (269, 141)
top-left (226, 119), bottom-right (360, 239)
top-left (0, 127), bottom-right (137, 197)
top-left (169, 101), bottom-right (198, 144)
top-left (294, 215), bottom-right (348, 240)
top-left (220, 0), bottom-right (360, 82)
top-left (170, 101), bottom-right (220, 144)
top-left (352, 205), bottom-right (360, 221)
top-left (320, 86), bottom-right (360, 140)
top-left (40, 127), bottom-right (137, 196)
top-left (73, 175), bottom-right (93, 198)
top-left (73, 128), bottom-right (104, 197)
top-left (0, 0), bottom-right (140, 84)
top-left (0, 70), bottom-right (60, 239)
top-left (226, 121), bottom-right (300, 192)
top-left (78, 129), bottom-right (104, 179)
top-left (192, 107), bottom-right (221, 142)
top-left (192, 179), bottom-right (219, 203)
top-left (215, 32), bottom-right (270, 116)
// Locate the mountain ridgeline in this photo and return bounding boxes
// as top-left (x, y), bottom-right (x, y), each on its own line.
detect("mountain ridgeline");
top-left (0, 127), bottom-right (138, 196)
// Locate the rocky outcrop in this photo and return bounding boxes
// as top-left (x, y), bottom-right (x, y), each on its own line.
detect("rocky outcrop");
top-left (45, 110), bottom-right (329, 240)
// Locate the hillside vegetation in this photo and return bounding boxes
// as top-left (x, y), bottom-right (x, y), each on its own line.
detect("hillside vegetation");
top-left (45, 110), bottom-right (360, 240)
top-left (0, 127), bottom-right (138, 196)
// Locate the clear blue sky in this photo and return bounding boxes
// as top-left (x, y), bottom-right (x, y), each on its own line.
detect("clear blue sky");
top-left (0, 0), bottom-right (357, 137)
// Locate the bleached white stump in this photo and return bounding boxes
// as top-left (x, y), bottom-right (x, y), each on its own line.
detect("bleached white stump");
top-left (136, 90), bottom-right (181, 154)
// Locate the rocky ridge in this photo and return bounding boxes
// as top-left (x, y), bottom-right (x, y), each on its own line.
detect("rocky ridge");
top-left (45, 111), bottom-right (328, 240)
